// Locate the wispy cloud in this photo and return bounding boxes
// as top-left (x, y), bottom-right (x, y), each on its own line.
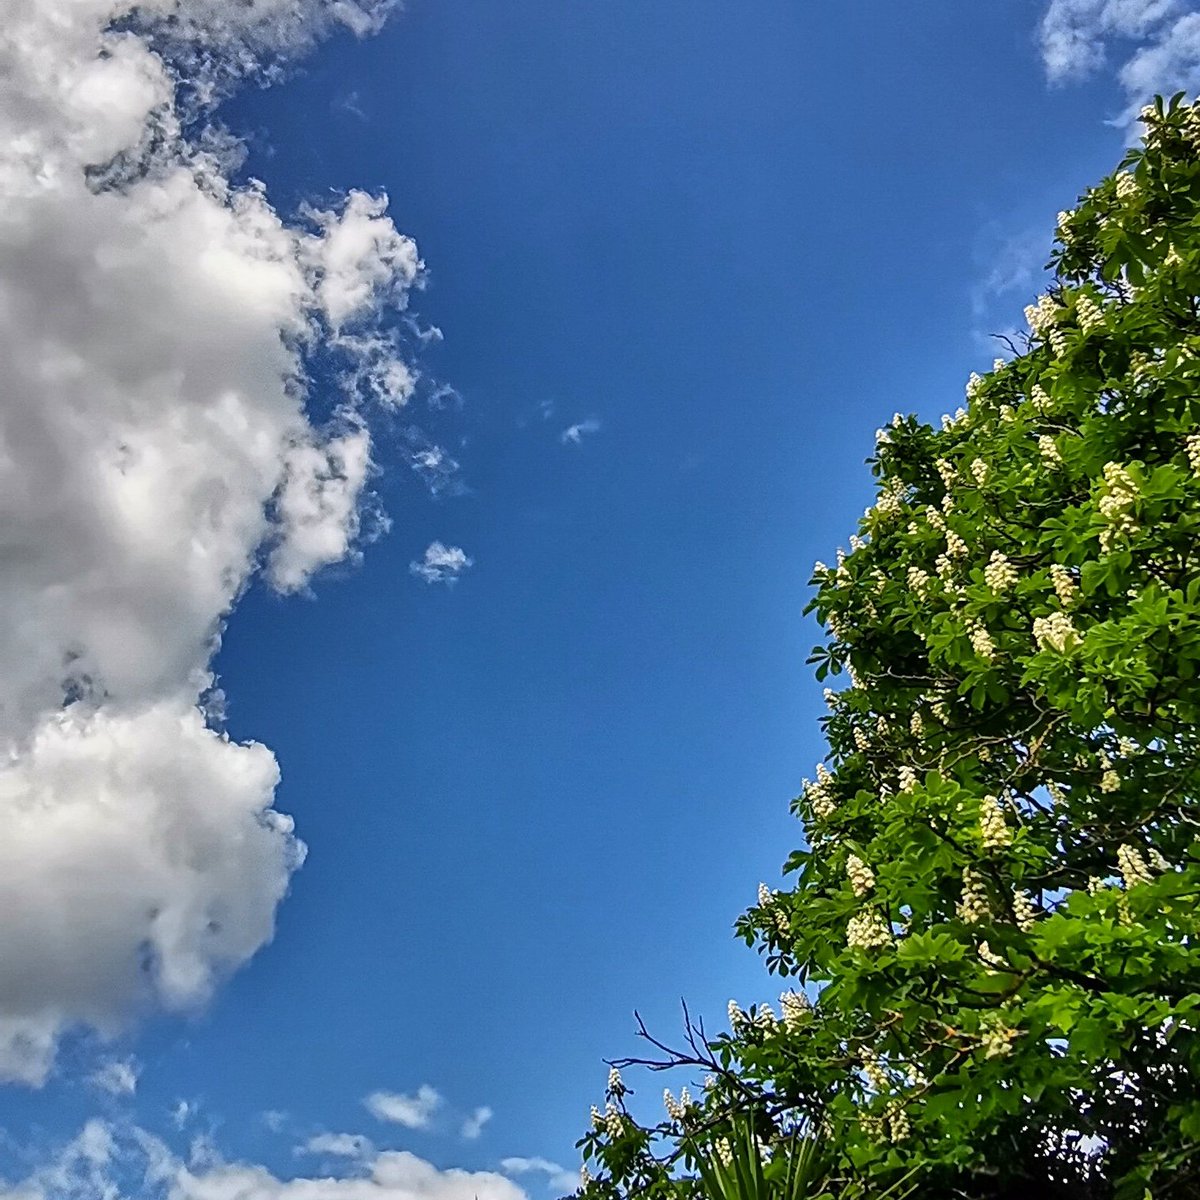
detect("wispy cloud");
top-left (365, 1085), bottom-right (444, 1129)
top-left (501, 1157), bottom-right (582, 1193)
top-left (88, 1057), bottom-right (138, 1097)
top-left (560, 418), bottom-right (601, 445)
top-left (1038, 0), bottom-right (1200, 124)
top-left (460, 1106), bottom-right (493, 1140)
top-left (409, 542), bottom-right (474, 586)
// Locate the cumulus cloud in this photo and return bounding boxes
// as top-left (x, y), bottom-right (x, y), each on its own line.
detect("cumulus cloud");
top-left (0, 1120), bottom-right (529, 1200)
top-left (1038, 0), bottom-right (1200, 119)
top-left (499, 1158), bottom-right (582, 1194)
top-left (364, 1086), bottom-right (444, 1130)
top-left (409, 543), bottom-right (473, 585)
top-left (178, 1152), bottom-right (526, 1200)
top-left (297, 1132), bottom-right (375, 1160)
top-left (0, 0), bottom-right (420, 1082)
top-left (560, 418), bottom-right (601, 445)
top-left (459, 1106), bottom-right (493, 1141)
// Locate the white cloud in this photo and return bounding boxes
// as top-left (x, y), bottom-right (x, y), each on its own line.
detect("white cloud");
top-left (1038, 0), bottom-right (1200, 120)
top-left (297, 1133), bottom-right (375, 1160)
top-left (0, 1121), bottom-right (529, 1200)
top-left (178, 1152), bottom-right (526, 1200)
top-left (0, 0), bottom-right (417, 1082)
top-left (1119, 10), bottom-right (1200, 100)
top-left (88, 1057), bottom-right (138, 1097)
top-left (172, 1100), bottom-right (198, 1130)
top-left (1040, 0), bottom-right (1181, 81)
top-left (459, 1107), bottom-right (493, 1140)
top-left (499, 1158), bottom-right (581, 1194)
top-left (560, 418), bottom-right (601, 445)
top-left (364, 1086), bottom-right (444, 1130)
top-left (409, 543), bottom-right (474, 586)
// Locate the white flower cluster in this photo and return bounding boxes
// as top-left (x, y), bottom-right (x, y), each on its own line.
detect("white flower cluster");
top-left (1115, 171), bottom-right (1138, 203)
top-left (846, 908), bottom-right (892, 950)
top-left (1000, 403), bottom-right (1016, 422)
top-left (886, 1101), bottom-right (910, 1143)
top-left (753, 1002), bottom-right (777, 1030)
top-left (846, 853), bottom-right (876, 897)
top-left (1130, 351), bottom-right (1154, 385)
top-left (980, 794), bottom-right (1011, 850)
top-left (1100, 767), bottom-right (1120, 793)
top-left (1118, 843), bottom-right (1155, 889)
top-left (1187, 433), bottom-right (1200, 475)
top-left (853, 726), bottom-right (870, 752)
top-left (1025, 293), bottom-right (1059, 339)
top-left (859, 1048), bottom-right (889, 1093)
top-left (858, 1111), bottom-right (884, 1141)
top-left (780, 990), bottom-right (811, 1030)
top-left (1012, 889), bottom-right (1037, 932)
top-left (758, 882), bottom-right (790, 937)
top-left (907, 565), bottom-right (930, 598)
top-left (966, 372), bottom-right (985, 400)
top-left (984, 551), bottom-right (1017, 591)
top-left (876, 713), bottom-right (891, 737)
top-left (978, 940), bottom-right (1007, 969)
top-left (980, 1020), bottom-right (1017, 1059)
top-left (946, 529), bottom-right (969, 559)
top-left (1038, 434), bottom-right (1063, 466)
top-left (958, 867), bottom-right (990, 924)
top-left (592, 1101), bottom-right (625, 1136)
top-left (1031, 384), bottom-right (1053, 413)
top-left (910, 709), bottom-right (924, 738)
top-left (935, 458), bottom-right (957, 490)
top-left (970, 457), bottom-right (989, 486)
top-left (1056, 210), bottom-right (1074, 242)
top-left (931, 697), bottom-right (950, 724)
top-left (1050, 563), bottom-right (1078, 607)
top-left (1076, 294), bottom-right (1106, 336)
top-left (1098, 462), bottom-right (1138, 550)
top-left (872, 477), bottom-right (908, 522)
top-left (727, 998), bottom-right (745, 1030)
top-left (804, 763), bottom-right (836, 820)
top-left (966, 618), bottom-right (996, 661)
top-left (897, 765), bottom-right (919, 792)
top-left (1033, 611), bottom-right (1078, 653)
top-left (663, 1087), bottom-right (692, 1121)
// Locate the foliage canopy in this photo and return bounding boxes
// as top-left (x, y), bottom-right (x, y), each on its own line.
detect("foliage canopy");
top-left (577, 97), bottom-right (1200, 1200)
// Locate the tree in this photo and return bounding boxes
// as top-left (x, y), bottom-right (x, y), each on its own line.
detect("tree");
top-left (577, 96), bottom-right (1200, 1200)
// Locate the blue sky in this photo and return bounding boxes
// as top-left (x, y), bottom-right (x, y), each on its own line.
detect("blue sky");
top-left (1, 1), bottom-right (1198, 1197)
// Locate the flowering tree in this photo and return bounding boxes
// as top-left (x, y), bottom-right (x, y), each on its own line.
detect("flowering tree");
top-left (577, 97), bottom-right (1200, 1200)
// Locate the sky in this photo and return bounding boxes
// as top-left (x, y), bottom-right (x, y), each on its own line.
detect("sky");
top-left (1, 0), bottom-right (1199, 1196)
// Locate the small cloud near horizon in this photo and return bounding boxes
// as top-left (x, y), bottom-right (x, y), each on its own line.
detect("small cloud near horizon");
top-left (365, 1085), bottom-right (444, 1129)
top-left (460, 1106), bottom-right (493, 1140)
